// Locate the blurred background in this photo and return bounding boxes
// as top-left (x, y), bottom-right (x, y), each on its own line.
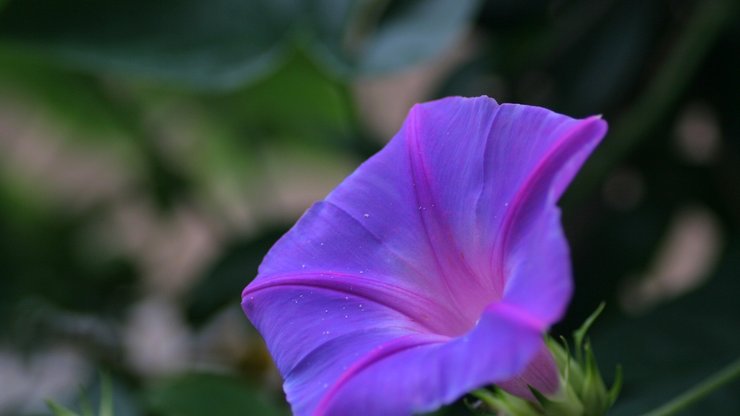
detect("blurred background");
top-left (0, 0), bottom-right (738, 415)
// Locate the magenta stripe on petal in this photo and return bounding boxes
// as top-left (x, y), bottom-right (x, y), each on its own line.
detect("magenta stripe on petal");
top-left (313, 334), bottom-right (447, 415)
top-left (244, 271), bottom-right (464, 336)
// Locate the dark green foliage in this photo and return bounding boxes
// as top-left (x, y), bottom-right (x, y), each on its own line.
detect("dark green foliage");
top-left (595, 241), bottom-right (740, 415)
top-left (0, 0), bottom-right (739, 414)
top-left (186, 226), bottom-right (288, 326)
top-left (0, 0), bottom-right (480, 88)
top-left (146, 373), bottom-right (286, 416)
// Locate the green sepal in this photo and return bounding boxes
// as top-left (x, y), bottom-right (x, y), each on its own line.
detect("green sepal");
top-left (546, 336), bottom-right (585, 394)
top-left (471, 388), bottom-right (541, 416)
top-left (529, 385), bottom-right (584, 416)
top-left (573, 302), bottom-right (605, 363)
top-left (607, 365), bottom-right (623, 407)
top-left (580, 341), bottom-right (609, 415)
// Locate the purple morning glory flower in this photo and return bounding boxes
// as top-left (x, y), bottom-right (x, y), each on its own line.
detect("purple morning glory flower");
top-left (242, 96), bottom-right (607, 416)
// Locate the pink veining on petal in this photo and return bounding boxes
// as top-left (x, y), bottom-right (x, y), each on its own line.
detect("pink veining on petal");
top-left (405, 104), bottom-right (497, 328)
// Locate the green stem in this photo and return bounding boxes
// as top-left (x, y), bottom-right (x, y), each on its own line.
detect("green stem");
top-left (641, 357), bottom-right (740, 416)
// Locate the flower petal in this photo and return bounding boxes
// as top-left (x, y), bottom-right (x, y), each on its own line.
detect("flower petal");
top-left (497, 343), bottom-right (560, 399)
top-left (492, 113), bottom-right (607, 323)
top-left (315, 303), bottom-right (543, 416)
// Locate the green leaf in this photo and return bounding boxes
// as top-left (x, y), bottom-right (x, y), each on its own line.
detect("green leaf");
top-left (0, 50), bottom-right (135, 138)
top-left (0, 0), bottom-right (482, 88)
top-left (580, 341), bottom-right (608, 415)
top-left (47, 401), bottom-right (82, 416)
top-left (185, 227), bottom-right (288, 326)
top-left (357, 0), bottom-right (481, 74)
top-left (0, 0), bottom-right (294, 89)
top-left (99, 373), bottom-right (114, 416)
top-left (306, 0), bottom-right (482, 76)
top-left (202, 52), bottom-right (353, 142)
top-left (146, 373), bottom-right (285, 416)
top-left (608, 365), bottom-right (623, 407)
top-left (641, 358), bottom-right (740, 416)
top-left (592, 238), bottom-right (740, 415)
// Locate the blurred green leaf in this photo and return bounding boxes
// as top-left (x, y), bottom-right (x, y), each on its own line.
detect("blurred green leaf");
top-left (0, 49), bottom-right (133, 138)
top-left (201, 52), bottom-right (353, 144)
top-left (555, 0), bottom-right (656, 115)
top-left (357, 0), bottom-right (480, 74)
top-left (0, 0), bottom-right (482, 88)
top-left (641, 358), bottom-right (740, 416)
top-left (592, 239), bottom-right (740, 415)
top-left (146, 373), bottom-right (284, 416)
top-left (0, 49), bottom-right (192, 210)
top-left (0, 0), bottom-right (294, 89)
top-left (99, 373), bottom-right (114, 416)
top-left (44, 373), bottom-right (142, 416)
top-left (0, 200), bottom-right (137, 339)
top-left (186, 227), bottom-right (287, 326)
top-left (565, 0), bottom-right (739, 205)
top-left (47, 401), bottom-right (82, 416)
top-left (307, 0), bottom-right (482, 76)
